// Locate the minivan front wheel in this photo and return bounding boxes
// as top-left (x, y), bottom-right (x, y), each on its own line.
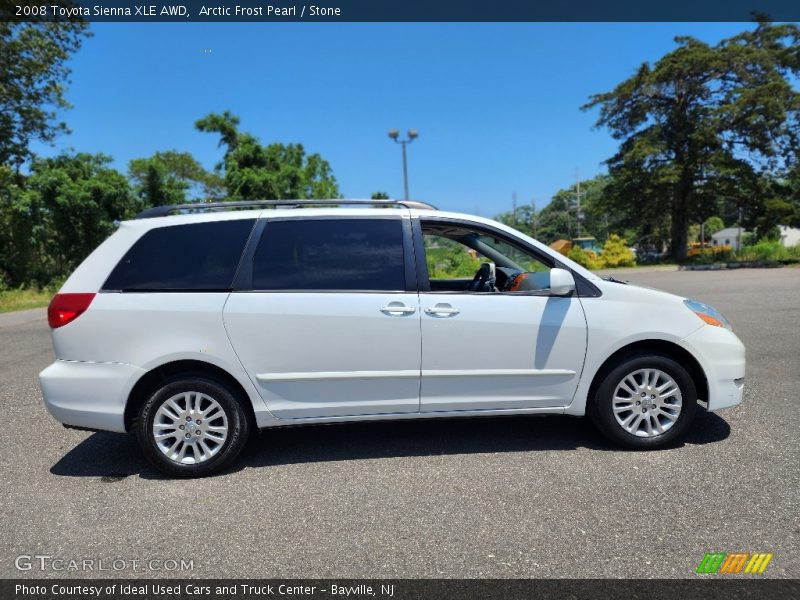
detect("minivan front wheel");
top-left (135, 376), bottom-right (250, 477)
top-left (589, 355), bottom-right (697, 449)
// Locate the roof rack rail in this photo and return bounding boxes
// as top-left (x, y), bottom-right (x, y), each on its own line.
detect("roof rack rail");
top-left (134, 199), bottom-right (437, 219)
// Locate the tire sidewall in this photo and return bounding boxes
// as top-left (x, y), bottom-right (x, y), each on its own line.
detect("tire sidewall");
top-left (590, 355), bottom-right (697, 449)
top-left (135, 376), bottom-right (249, 477)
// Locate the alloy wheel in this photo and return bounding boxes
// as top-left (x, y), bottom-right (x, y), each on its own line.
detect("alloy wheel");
top-left (611, 368), bottom-right (683, 438)
top-left (151, 391), bottom-right (229, 464)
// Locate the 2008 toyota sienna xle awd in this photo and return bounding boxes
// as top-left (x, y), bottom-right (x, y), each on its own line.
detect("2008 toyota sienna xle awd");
top-left (39, 199), bottom-right (745, 477)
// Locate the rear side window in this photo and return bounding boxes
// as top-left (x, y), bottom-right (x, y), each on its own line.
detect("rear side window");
top-left (252, 219), bottom-right (405, 291)
top-left (103, 219), bottom-right (255, 291)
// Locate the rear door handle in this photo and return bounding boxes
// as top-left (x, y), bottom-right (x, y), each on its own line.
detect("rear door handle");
top-left (424, 304), bottom-right (460, 317)
top-left (380, 302), bottom-right (416, 316)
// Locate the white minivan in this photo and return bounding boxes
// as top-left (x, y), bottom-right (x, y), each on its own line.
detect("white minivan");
top-left (39, 200), bottom-right (745, 476)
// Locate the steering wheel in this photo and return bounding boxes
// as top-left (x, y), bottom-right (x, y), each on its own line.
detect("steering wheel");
top-left (469, 263), bottom-right (496, 292)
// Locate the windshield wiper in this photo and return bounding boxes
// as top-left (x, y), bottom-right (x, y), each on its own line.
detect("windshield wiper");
top-left (603, 276), bottom-right (628, 284)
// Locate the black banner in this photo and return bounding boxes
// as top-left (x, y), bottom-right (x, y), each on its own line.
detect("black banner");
top-left (3, 0), bottom-right (800, 22)
top-left (3, 579), bottom-right (800, 600)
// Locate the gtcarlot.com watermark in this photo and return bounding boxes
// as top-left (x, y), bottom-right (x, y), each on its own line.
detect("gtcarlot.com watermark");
top-left (15, 555), bottom-right (195, 573)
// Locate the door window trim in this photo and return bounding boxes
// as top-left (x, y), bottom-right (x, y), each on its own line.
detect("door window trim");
top-left (413, 216), bottom-right (601, 298)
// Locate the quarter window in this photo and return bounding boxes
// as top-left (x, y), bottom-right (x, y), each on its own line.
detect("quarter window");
top-left (103, 219), bottom-right (255, 291)
top-left (251, 219), bottom-right (405, 291)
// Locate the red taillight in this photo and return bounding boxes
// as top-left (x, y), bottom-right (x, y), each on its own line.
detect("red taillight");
top-left (47, 293), bottom-right (96, 328)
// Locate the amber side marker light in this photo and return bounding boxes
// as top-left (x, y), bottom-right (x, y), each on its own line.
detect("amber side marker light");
top-left (47, 293), bottom-right (96, 328)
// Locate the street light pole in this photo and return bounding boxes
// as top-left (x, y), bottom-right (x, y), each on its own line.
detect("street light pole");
top-left (388, 129), bottom-right (418, 200)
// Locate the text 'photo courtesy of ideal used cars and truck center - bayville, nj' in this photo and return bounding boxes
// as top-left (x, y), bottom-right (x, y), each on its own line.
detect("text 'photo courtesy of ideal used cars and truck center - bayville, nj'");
top-left (1, 1), bottom-right (800, 599)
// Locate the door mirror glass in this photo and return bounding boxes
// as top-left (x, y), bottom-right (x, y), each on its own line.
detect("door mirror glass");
top-left (549, 268), bottom-right (575, 296)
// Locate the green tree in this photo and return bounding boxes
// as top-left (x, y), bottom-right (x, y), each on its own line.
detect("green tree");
top-left (426, 238), bottom-right (482, 278)
top-left (495, 204), bottom-right (536, 237)
top-left (129, 151), bottom-right (221, 207)
top-left (512, 175), bottom-right (617, 245)
top-left (0, 22), bottom-right (90, 169)
top-left (702, 216), bottom-right (725, 237)
top-left (371, 191), bottom-right (390, 199)
top-left (195, 112), bottom-right (339, 200)
top-left (0, 165), bottom-right (28, 287)
top-left (0, 153), bottom-right (137, 286)
top-left (583, 20), bottom-right (800, 260)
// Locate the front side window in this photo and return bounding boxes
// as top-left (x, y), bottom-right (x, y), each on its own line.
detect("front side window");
top-left (103, 219), bottom-right (256, 291)
top-left (422, 221), bottom-right (552, 293)
top-left (252, 218), bottom-right (405, 291)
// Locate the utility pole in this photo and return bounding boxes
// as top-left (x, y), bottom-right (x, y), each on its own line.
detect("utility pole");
top-left (737, 207), bottom-right (743, 253)
top-left (512, 192), bottom-right (517, 225)
top-left (575, 167), bottom-right (582, 238)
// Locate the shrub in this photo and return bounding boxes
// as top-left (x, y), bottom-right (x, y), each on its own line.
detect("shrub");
top-left (600, 234), bottom-right (636, 268)
top-left (567, 246), bottom-right (605, 270)
top-left (738, 240), bottom-right (800, 262)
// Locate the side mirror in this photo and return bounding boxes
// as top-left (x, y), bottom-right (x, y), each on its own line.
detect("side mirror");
top-left (549, 268), bottom-right (576, 296)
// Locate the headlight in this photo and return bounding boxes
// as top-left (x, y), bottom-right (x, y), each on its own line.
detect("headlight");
top-left (684, 299), bottom-right (732, 330)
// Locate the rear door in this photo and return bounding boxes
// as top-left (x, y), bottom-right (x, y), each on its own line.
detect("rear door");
top-left (223, 215), bottom-right (421, 419)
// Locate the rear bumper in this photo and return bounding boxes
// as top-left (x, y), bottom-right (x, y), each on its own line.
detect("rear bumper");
top-left (39, 360), bottom-right (144, 433)
top-left (680, 325), bottom-right (746, 412)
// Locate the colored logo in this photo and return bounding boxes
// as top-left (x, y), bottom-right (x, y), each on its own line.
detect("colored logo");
top-left (696, 552), bottom-right (773, 574)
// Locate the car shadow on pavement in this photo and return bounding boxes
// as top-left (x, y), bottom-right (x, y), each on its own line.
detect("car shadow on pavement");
top-left (49, 410), bottom-right (731, 480)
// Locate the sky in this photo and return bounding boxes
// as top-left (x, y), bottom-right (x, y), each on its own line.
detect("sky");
top-left (36, 22), bottom-right (756, 216)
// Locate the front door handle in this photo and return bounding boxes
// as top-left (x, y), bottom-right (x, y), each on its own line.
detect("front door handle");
top-left (424, 303), bottom-right (460, 317)
top-left (380, 302), bottom-right (416, 316)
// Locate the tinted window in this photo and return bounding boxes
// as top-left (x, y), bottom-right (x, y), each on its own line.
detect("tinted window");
top-left (103, 219), bottom-right (255, 291)
top-left (252, 219), bottom-right (405, 291)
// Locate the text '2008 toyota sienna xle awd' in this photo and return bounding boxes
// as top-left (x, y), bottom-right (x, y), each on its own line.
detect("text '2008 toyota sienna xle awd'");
top-left (39, 199), bottom-right (745, 476)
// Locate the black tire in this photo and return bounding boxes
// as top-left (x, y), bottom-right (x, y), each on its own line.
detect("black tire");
top-left (588, 354), bottom-right (696, 449)
top-left (134, 375), bottom-right (250, 477)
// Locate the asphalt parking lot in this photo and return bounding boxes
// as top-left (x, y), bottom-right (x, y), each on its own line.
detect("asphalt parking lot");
top-left (1, 268), bottom-right (798, 579)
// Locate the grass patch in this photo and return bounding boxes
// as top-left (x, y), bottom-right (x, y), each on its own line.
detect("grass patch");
top-left (738, 241), bottom-right (800, 262)
top-left (0, 288), bottom-right (53, 314)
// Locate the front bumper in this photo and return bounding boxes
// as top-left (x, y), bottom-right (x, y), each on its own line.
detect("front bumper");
top-left (39, 360), bottom-right (144, 433)
top-left (680, 325), bottom-right (746, 412)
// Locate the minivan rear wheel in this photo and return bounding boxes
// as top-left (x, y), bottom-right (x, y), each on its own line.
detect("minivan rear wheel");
top-left (134, 376), bottom-right (250, 477)
top-left (588, 354), bottom-right (697, 449)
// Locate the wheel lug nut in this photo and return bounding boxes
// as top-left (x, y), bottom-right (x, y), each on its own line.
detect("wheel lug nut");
top-left (184, 433), bottom-right (191, 439)
top-left (635, 401), bottom-right (641, 405)
top-left (196, 419), bottom-right (202, 424)
top-left (641, 392), bottom-right (646, 397)
top-left (651, 395), bottom-right (656, 399)
top-left (641, 408), bottom-right (647, 413)
top-left (186, 416), bottom-right (191, 421)
top-left (179, 425), bottom-right (185, 430)
top-left (196, 431), bottom-right (201, 435)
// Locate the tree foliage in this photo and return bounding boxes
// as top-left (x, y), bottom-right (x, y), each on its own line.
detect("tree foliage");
top-left (0, 22), bottom-right (90, 169)
top-left (128, 151), bottom-right (222, 206)
top-left (195, 112), bottom-right (339, 200)
top-left (495, 175), bottom-right (637, 247)
top-left (0, 153), bottom-right (137, 287)
top-left (584, 20), bottom-right (800, 260)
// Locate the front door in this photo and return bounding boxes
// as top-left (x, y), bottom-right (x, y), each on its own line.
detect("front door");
top-left (224, 216), bottom-right (421, 419)
top-left (418, 219), bottom-right (587, 411)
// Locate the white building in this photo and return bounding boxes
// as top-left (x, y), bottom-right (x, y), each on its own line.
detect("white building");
top-left (778, 225), bottom-right (800, 247)
top-left (711, 227), bottom-right (750, 251)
